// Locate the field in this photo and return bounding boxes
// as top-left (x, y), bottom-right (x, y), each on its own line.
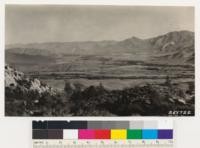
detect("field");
top-left (24, 54), bottom-right (194, 90)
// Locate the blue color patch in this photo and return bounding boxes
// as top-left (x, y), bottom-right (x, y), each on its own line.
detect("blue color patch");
top-left (142, 129), bottom-right (158, 139)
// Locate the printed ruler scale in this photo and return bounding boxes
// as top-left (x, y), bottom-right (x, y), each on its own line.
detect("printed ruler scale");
top-left (32, 120), bottom-right (174, 148)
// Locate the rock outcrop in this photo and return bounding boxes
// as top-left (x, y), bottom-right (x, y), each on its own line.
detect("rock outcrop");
top-left (5, 65), bottom-right (63, 116)
top-left (5, 64), bottom-right (55, 95)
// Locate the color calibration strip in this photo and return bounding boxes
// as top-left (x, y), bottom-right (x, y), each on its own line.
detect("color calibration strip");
top-left (32, 120), bottom-right (173, 140)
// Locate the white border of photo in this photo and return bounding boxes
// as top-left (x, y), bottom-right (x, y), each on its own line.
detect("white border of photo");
top-left (0, 1), bottom-right (200, 148)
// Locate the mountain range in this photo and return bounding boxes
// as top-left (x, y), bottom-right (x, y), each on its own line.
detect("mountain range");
top-left (6, 30), bottom-right (194, 70)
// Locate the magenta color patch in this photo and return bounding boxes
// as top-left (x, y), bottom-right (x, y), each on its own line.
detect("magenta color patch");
top-left (78, 129), bottom-right (95, 139)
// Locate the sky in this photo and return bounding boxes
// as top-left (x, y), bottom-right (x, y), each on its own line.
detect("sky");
top-left (5, 5), bottom-right (194, 45)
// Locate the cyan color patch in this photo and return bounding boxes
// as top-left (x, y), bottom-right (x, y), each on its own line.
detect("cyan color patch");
top-left (142, 129), bottom-right (158, 139)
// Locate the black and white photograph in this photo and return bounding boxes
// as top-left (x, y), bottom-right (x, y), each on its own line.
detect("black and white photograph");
top-left (5, 5), bottom-right (194, 116)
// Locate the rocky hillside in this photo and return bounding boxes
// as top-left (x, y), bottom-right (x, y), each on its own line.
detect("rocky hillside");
top-left (5, 64), bottom-right (54, 94)
top-left (5, 65), bottom-right (69, 116)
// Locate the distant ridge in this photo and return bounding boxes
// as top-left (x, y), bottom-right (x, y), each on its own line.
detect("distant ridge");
top-left (6, 30), bottom-right (194, 65)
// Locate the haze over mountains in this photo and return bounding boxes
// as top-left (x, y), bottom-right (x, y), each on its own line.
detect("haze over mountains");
top-left (6, 30), bottom-right (194, 74)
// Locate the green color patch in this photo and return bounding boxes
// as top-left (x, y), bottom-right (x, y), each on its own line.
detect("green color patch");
top-left (127, 129), bottom-right (142, 139)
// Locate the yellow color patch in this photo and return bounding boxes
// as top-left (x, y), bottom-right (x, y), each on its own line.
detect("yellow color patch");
top-left (111, 129), bottom-right (127, 139)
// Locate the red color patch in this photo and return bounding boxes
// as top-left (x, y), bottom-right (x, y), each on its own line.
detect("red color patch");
top-left (95, 130), bottom-right (110, 139)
